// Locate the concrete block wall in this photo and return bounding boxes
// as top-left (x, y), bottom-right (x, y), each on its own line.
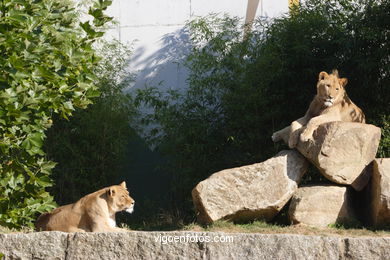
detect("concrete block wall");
top-left (103, 0), bottom-right (290, 92)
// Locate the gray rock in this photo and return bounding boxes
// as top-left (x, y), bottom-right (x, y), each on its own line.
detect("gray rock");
top-left (66, 232), bottom-right (340, 260)
top-left (288, 185), bottom-right (356, 227)
top-left (370, 158), bottom-right (390, 227)
top-left (295, 122), bottom-right (381, 191)
top-left (341, 237), bottom-right (390, 260)
top-left (0, 231), bottom-right (67, 260)
top-left (192, 150), bottom-right (308, 224)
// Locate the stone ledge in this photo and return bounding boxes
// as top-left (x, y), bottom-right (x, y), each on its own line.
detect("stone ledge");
top-left (1, 231), bottom-right (390, 260)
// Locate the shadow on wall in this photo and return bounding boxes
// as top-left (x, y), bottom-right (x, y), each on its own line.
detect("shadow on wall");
top-left (127, 26), bottom-right (192, 94)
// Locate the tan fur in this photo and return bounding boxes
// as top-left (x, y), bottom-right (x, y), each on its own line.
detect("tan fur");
top-left (35, 182), bottom-right (135, 232)
top-left (272, 70), bottom-right (365, 148)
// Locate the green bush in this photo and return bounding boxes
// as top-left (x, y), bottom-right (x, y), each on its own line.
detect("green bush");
top-left (376, 115), bottom-right (390, 158)
top-left (45, 40), bottom-right (137, 204)
top-left (0, 0), bottom-right (112, 228)
top-left (137, 0), bottom-right (389, 221)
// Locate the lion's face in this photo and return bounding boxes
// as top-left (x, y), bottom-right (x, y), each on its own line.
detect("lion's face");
top-left (316, 70), bottom-right (347, 107)
top-left (107, 182), bottom-right (135, 214)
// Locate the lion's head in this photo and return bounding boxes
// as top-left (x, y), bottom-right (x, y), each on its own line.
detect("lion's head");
top-left (106, 182), bottom-right (135, 214)
top-left (316, 70), bottom-right (347, 107)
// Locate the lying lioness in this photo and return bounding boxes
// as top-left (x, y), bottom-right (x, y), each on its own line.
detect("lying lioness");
top-left (272, 70), bottom-right (365, 148)
top-left (35, 182), bottom-right (135, 232)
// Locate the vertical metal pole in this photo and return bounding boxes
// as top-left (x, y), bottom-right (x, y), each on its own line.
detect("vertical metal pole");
top-left (245, 0), bottom-right (260, 25)
top-left (118, 0), bottom-right (122, 42)
top-left (244, 0), bottom-right (260, 38)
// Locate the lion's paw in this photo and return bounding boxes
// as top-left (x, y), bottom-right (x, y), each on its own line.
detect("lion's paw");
top-left (271, 132), bottom-right (281, 142)
top-left (288, 130), bottom-right (300, 148)
top-left (288, 137), bottom-right (298, 149)
top-left (300, 132), bottom-right (314, 143)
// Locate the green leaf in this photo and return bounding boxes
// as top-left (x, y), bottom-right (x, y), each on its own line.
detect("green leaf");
top-left (63, 101), bottom-right (74, 111)
top-left (40, 161), bottom-right (57, 175)
top-left (80, 21), bottom-right (96, 37)
top-left (33, 66), bottom-right (56, 81)
top-left (7, 10), bottom-right (28, 24)
top-left (86, 88), bottom-right (100, 98)
top-left (29, 132), bottom-right (43, 148)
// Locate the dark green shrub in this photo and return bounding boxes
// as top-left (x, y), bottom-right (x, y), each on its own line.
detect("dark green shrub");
top-left (0, 0), bottom-right (112, 228)
top-left (45, 40), bottom-right (137, 205)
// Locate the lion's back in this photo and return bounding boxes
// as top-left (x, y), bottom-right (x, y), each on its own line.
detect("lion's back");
top-left (339, 100), bottom-right (366, 123)
top-left (34, 204), bottom-right (78, 231)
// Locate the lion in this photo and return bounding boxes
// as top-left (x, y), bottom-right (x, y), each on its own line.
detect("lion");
top-left (35, 181), bottom-right (135, 232)
top-left (272, 70), bottom-right (365, 148)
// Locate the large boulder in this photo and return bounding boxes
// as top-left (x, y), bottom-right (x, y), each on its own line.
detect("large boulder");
top-left (192, 150), bottom-right (308, 224)
top-left (288, 185), bottom-right (356, 227)
top-left (370, 158), bottom-right (390, 227)
top-left (293, 122), bottom-right (381, 191)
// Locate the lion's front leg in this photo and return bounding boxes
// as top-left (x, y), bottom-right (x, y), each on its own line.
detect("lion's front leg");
top-left (300, 126), bottom-right (316, 143)
top-left (90, 218), bottom-right (130, 233)
top-left (288, 116), bottom-right (309, 148)
top-left (106, 226), bottom-right (130, 232)
top-left (91, 223), bottom-right (128, 232)
top-left (288, 128), bottom-right (301, 148)
top-left (67, 227), bottom-right (87, 233)
top-left (272, 116), bottom-right (309, 148)
top-left (300, 114), bottom-right (340, 143)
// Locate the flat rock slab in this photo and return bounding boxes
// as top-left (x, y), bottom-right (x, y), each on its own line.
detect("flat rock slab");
top-left (288, 185), bottom-right (356, 227)
top-left (370, 158), bottom-right (390, 227)
top-left (1, 231), bottom-right (390, 260)
top-left (66, 232), bottom-right (338, 260)
top-left (192, 150), bottom-right (308, 224)
top-left (296, 122), bottom-right (381, 191)
top-left (0, 231), bottom-right (67, 260)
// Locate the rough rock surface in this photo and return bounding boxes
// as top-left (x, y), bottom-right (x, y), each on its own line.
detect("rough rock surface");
top-left (0, 231), bottom-right (67, 260)
top-left (1, 231), bottom-right (390, 260)
top-left (192, 150), bottom-right (308, 224)
top-left (370, 158), bottom-right (390, 227)
top-left (288, 185), bottom-right (356, 227)
top-left (294, 122), bottom-right (381, 191)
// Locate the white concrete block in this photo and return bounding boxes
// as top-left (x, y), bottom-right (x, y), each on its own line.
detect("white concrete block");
top-left (105, 0), bottom-right (121, 21)
top-left (118, 0), bottom-right (191, 27)
top-left (190, 0), bottom-right (247, 18)
top-left (261, 0), bottom-right (289, 18)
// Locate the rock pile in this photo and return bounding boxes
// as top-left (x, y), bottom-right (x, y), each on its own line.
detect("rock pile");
top-left (192, 122), bottom-right (386, 227)
top-left (192, 150), bottom-right (308, 224)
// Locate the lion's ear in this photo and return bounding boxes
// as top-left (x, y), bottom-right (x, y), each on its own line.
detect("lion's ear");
top-left (120, 181), bottom-right (127, 189)
top-left (107, 187), bottom-right (116, 197)
top-left (332, 69), bottom-right (339, 77)
top-left (319, 71), bottom-right (328, 81)
top-left (339, 78), bottom-right (348, 87)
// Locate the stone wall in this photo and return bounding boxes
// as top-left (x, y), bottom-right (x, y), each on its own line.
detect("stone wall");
top-left (1, 231), bottom-right (390, 260)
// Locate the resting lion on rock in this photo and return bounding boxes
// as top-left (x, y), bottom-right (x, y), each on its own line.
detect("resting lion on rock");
top-left (35, 182), bottom-right (135, 232)
top-left (272, 70), bottom-right (365, 148)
